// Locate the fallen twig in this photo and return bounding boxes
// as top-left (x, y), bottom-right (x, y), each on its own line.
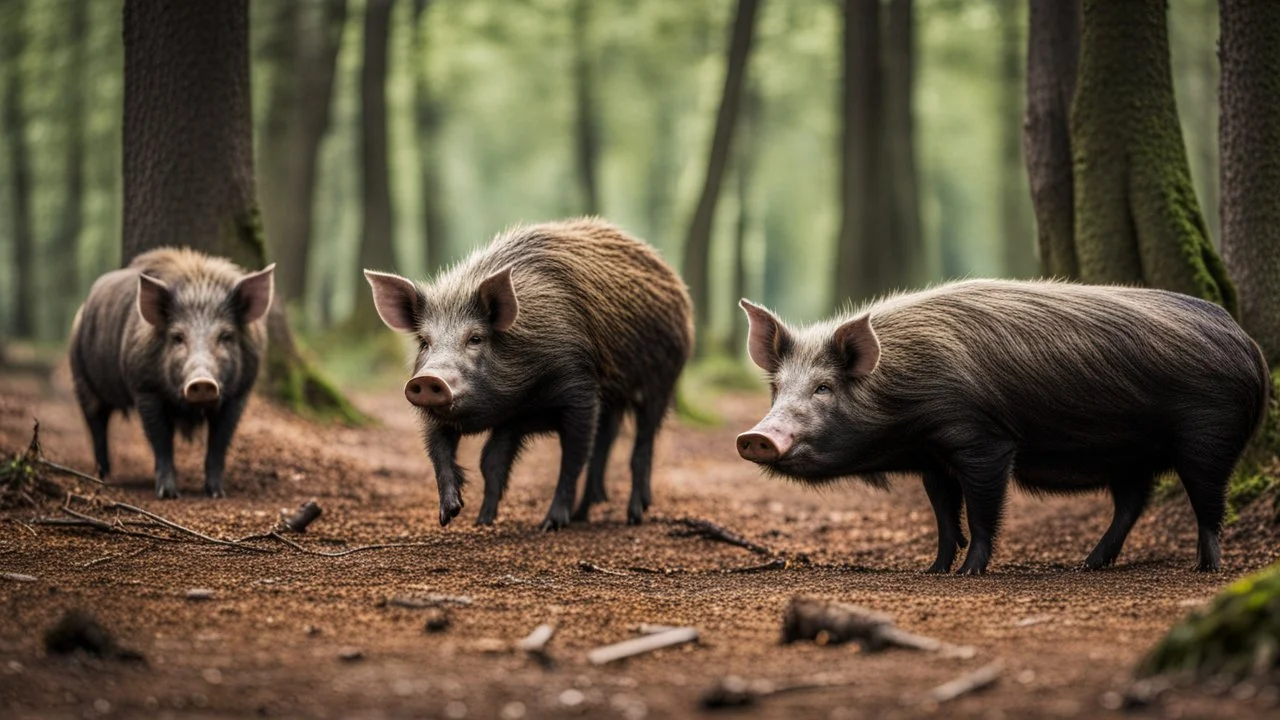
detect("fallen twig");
top-left (384, 594), bottom-right (473, 609)
top-left (35, 458), bottom-right (105, 486)
top-left (51, 507), bottom-right (176, 543)
top-left (782, 597), bottom-right (975, 658)
top-left (913, 661), bottom-right (1004, 705)
top-left (727, 557), bottom-right (788, 573)
top-left (519, 623), bottom-right (556, 666)
top-left (265, 531), bottom-right (435, 557)
top-left (2, 572), bottom-right (37, 582)
top-left (82, 544), bottom-right (156, 568)
top-left (671, 518), bottom-right (774, 557)
top-left (279, 499), bottom-right (322, 533)
top-left (587, 627), bottom-right (700, 665)
top-left (578, 560), bottom-right (634, 576)
top-left (103, 502), bottom-right (273, 553)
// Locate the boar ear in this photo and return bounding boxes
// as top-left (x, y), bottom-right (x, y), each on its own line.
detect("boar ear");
top-left (231, 263), bottom-right (275, 324)
top-left (740, 299), bottom-right (793, 373)
top-left (478, 267), bottom-right (518, 332)
top-left (136, 274), bottom-right (172, 328)
top-left (832, 315), bottom-right (880, 377)
top-left (364, 270), bottom-right (424, 333)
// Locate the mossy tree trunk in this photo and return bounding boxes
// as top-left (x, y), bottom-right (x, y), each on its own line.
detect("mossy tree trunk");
top-left (1023, 0), bottom-right (1080, 279)
top-left (1220, 0), bottom-right (1280, 366)
top-left (1070, 0), bottom-right (1236, 314)
top-left (122, 0), bottom-right (364, 423)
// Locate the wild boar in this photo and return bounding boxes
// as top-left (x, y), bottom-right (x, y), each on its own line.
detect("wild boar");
top-left (69, 248), bottom-right (274, 498)
top-left (365, 218), bottom-right (693, 530)
top-left (736, 280), bottom-right (1268, 574)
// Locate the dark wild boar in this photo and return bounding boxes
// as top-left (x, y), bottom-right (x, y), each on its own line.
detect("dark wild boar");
top-left (70, 248), bottom-right (275, 498)
top-left (736, 280), bottom-right (1268, 574)
top-left (364, 218), bottom-right (693, 530)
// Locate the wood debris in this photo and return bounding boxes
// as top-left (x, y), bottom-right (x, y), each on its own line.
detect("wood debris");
top-left (588, 627), bottom-right (699, 666)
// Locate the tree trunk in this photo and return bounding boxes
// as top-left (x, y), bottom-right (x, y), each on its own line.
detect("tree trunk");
top-left (1023, 0), bottom-right (1080, 278)
top-left (728, 83), bottom-right (760, 358)
top-left (883, 0), bottom-right (924, 287)
top-left (259, 0), bottom-right (348, 306)
top-left (682, 0), bottom-right (762, 342)
top-left (351, 0), bottom-right (397, 326)
top-left (2, 0), bottom-right (36, 339)
top-left (571, 0), bottom-right (601, 216)
top-left (1220, 0), bottom-right (1280, 365)
top-left (998, 0), bottom-right (1036, 277)
top-left (412, 0), bottom-right (449, 273)
top-left (123, 0), bottom-right (363, 422)
top-left (51, 0), bottom-right (89, 333)
top-left (834, 0), bottom-right (888, 303)
top-left (1070, 0), bottom-right (1235, 313)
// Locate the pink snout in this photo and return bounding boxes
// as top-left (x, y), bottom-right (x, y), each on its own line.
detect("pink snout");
top-left (405, 374), bottom-right (454, 408)
top-left (736, 427), bottom-right (794, 463)
top-left (183, 378), bottom-right (221, 406)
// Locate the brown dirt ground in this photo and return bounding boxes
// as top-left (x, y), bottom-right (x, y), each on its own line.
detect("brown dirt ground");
top-left (1, 365), bottom-right (1279, 720)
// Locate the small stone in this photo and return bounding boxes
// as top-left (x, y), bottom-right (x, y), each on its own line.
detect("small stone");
top-left (185, 589), bottom-right (215, 601)
top-left (1099, 691), bottom-right (1124, 711)
top-left (202, 668), bottom-right (223, 685)
top-left (338, 647), bottom-right (364, 662)
top-left (1016, 669), bottom-right (1036, 685)
top-left (559, 689), bottom-right (585, 707)
top-left (93, 699), bottom-right (111, 714)
top-left (499, 701), bottom-right (526, 720)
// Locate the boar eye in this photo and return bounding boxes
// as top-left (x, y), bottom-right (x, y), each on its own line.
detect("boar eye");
top-left (418, 338), bottom-right (430, 351)
top-left (218, 331), bottom-right (235, 345)
top-left (467, 334), bottom-right (484, 346)
top-left (815, 384), bottom-right (832, 395)
top-left (169, 331), bottom-right (186, 345)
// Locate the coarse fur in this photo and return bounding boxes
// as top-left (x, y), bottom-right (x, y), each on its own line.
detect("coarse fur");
top-left (366, 218), bottom-right (693, 529)
top-left (740, 279), bottom-right (1269, 575)
top-left (69, 247), bottom-right (273, 498)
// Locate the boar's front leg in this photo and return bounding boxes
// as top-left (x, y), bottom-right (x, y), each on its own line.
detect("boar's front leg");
top-left (921, 471), bottom-right (967, 573)
top-left (426, 423), bottom-right (466, 527)
top-left (476, 424), bottom-right (528, 526)
top-left (203, 396), bottom-right (248, 498)
top-left (543, 398), bottom-right (599, 532)
top-left (137, 394), bottom-right (179, 499)
top-left (951, 441), bottom-right (1016, 576)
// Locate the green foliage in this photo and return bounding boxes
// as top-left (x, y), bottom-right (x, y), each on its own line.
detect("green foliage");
top-left (1138, 562), bottom-right (1280, 679)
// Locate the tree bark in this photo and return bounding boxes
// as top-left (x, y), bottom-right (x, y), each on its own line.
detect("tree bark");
top-left (834, 0), bottom-right (888, 303)
top-left (1220, 0), bottom-right (1280, 364)
top-left (259, 0), bottom-right (348, 306)
top-left (412, 0), bottom-right (449, 273)
top-left (2, 0), bottom-right (36, 339)
top-left (351, 0), bottom-right (397, 326)
top-left (51, 0), bottom-right (89, 333)
top-left (571, 0), bottom-right (601, 216)
top-left (728, 83), bottom-right (760, 357)
top-left (883, 0), bottom-right (924, 287)
top-left (123, 0), bottom-right (363, 422)
top-left (998, 0), bottom-right (1035, 277)
top-left (682, 0), bottom-right (762, 340)
top-left (1023, 0), bottom-right (1080, 278)
top-left (1070, 0), bottom-right (1235, 314)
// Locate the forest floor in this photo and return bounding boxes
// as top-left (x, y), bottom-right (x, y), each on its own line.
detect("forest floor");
top-left (1, 365), bottom-right (1278, 720)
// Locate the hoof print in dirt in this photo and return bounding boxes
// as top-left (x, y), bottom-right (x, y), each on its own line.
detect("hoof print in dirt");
top-left (44, 609), bottom-right (145, 663)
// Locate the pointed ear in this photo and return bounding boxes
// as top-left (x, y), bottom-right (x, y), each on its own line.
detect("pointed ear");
top-left (740, 299), bottom-right (793, 373)
top-left (136, 274), bottom-right (172, 328)
top-left (832, 314), bottom-right (880, 377)
top-left (364, 270), bottom-right (424, 332)
top-left (231, 263), bottom-right (275, 324)
top-left (478, 267), bottom-right (518, 332)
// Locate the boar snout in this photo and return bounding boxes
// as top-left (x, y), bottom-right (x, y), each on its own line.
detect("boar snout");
top-left (183, 378), bottom-right (221, 406)
top-left (405, 373), bottom-right (455, 408)
top-left (737, 427), bottom-right (793, 463)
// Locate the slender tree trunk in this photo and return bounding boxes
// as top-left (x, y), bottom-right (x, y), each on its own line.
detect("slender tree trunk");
top-left (259, 0), bottom-right (348, 306)
top-left (1070, 0), bottom-right (1235, 313)
top-left (123, 0), bottom-right (363, 422)
top-left (1220, 0), bottom-right (1280, 364)
top-left (998, 0), bottom-right (1035, 277)
top-left (834, 0), bottom-right (888, 303)
top-left (351, 0), bottom-right (397, 326)
top-left (729, 83), bottom-right (760, 357)
top-left (571, 0), bottom-right (601, 216)
top-left (412, 0), bottom-right (449, 273)
top-left (682, 0), bottom-right (762, 342)
top-left (1024, 0), bottom-right (1080, 278)
top-left (883, 0), bottom-right (924, 286)
top-left (51, 0), bottom-right (89, 333)
top-left (2, 0), bottom-right (36, 338)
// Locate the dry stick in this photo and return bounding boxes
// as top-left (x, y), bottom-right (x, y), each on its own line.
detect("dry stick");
top-left (104, 502), bottom-right (274, 554)
top-left (518, 624), bottom-right (556, 654)
top-left (264, 531), bottom-right (434, 557)
top-left (82, 544), bottom-right (155, 568)
top-left (671, 517), bottom-right (774, 557)
top-left (916, 661), bottom-right (1005, 704)
top-left (280, 499), bottom-right (323, 533)
top-left (587, 627), bottom-right (700, 665)
top-left (578, 560), bottom-right (634, 576)
top-left (53, 507), bottom-right (177, 543)
top-left (35, 458), bottom-right (105, 486)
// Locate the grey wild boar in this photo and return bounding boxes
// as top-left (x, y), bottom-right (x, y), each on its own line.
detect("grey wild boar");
top-left (736, 281), bottom-right (1268, 574)
top-left (365, 218), bottom-right (693, 530)
top-left (70, 248), bottom-right (275, 498)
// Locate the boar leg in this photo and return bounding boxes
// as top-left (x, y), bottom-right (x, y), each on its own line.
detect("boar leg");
top-left (922, 472), bottom-right (967, 573)
top-left (953, 444), bottom-right (1015, 576)
top-left (626, 396), bottom-right (668, 525)
top-left (542, 400), bottom-right (599, 532)
top-left (1083, 476), bottom-right (1154, 570)
top-left (476, 425), bottom-right (528, 526)
top-left (572, 407), bottom-right (622, 522)
top-left (84, 406), bottom-right (112, 480)
top-left (426, 424), bottom-right (466, 527)
top-left (203, 396), bottom-right (247, 498)
top-left (1174, 451), bottom-right (1229, 572)
top-left (137, 394), bottom-right (179, 499)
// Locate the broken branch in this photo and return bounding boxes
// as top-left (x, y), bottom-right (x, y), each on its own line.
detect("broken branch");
top-left (279, 499), bottom-right (322, 533)
top-left (915, 661), bottom-right (1005, 704)
top-left (587, 627), bottom-right (700, 666)
top-left (671, 517), bottom-right (774, 557)
top-left (103, 502), bottom-right (273, 553)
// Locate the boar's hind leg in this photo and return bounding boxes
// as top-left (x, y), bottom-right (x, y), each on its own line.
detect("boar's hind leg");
top-left (1083, 476), bottom-right (1155, 570)
top-left (203, 396), bottom-right (248, 498)
top-left (477, 426), bottom-right (528, 526)
top-left (572, 407), bottom-right (622, 523)
top-left (542, 399), bottom-right (600, 532)
top-left (83, 405), bottom-right (112, 480)
top-left (1174, 447), bottom-right (1232, 572)
top-left (625, 395), bottom-right (669, 525)
top-left (953, 443), bottom-right (1016, 576)
top-left (922, 472), bottom-right (967, 573)
top-left (137, 395), bottom-right (179, 499)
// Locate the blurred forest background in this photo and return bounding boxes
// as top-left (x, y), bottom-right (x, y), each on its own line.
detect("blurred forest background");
top-left (0, 0), bottom-right (1227, 363)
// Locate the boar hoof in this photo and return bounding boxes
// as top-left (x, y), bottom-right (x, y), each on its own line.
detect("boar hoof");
top-left (924, 561), bottom-right (952, 574)
top-left (475, 509), bottom-right (497, 527)
top-left (204, 485), bottom-right (226, 499)
top-left (156, 484), bottom-right (179, 500)
top-left (438, 496), bottom-right (463, 527)
top-left (540, 507), bottom-right (570, 532)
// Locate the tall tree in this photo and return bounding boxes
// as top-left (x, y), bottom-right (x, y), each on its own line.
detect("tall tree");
top-left (728, 82), bottom-right (761, 356)
top-left (571, 0), bottom-right (601, 216)
top-left (883, 0), bottom-right (925, 286)
top-left (682, 0), bottom-right (762, 340)
top-left (1220, 0), bottom-right (1280, 365)
top-left (834, 0), bottom-right (888, 303)
top-left (1023, 0), bottom-right (1080, 278)
top-left (53, 0), bottom-right (90, 332)
top-left (122, 0), bottom-right (362, 421)
top-left (2, 0), bottom-right (35, 338)
top-left (258, 0), bottom-right (348, 306)
top-left (412, 0), bottom-right (449, 273)
top-left (998, 0), bottom-right (1035, 277)
top-left (351, 0), bottom-right (397, 326)
top-left (1070, 0), bottom-right (1234, 313)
